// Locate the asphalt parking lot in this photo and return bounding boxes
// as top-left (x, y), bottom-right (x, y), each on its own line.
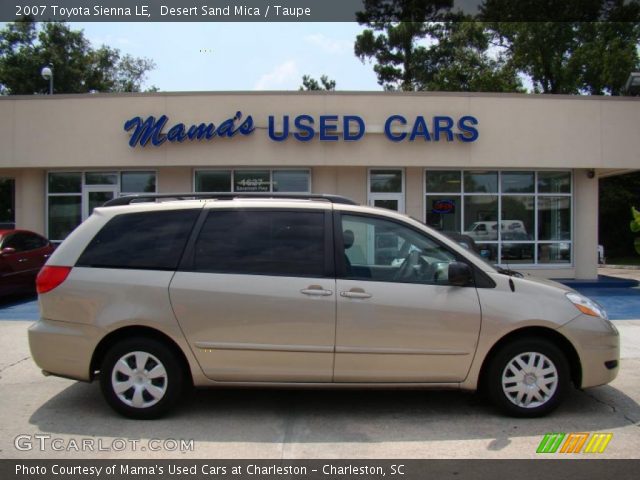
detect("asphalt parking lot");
top-left (1, 268), bottom-right (639, 459)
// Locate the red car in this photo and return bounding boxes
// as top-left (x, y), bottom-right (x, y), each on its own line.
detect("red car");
top-left (0, 230), bottom-right (55, 296)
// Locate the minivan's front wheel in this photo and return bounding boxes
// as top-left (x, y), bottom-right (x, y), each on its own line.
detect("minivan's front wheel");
top-left (486, 339), bottom-right (569, 417)
top-left (100, 338), bottom-right (184, 419)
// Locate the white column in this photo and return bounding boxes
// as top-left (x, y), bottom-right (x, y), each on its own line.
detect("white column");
top-left (573, 169), bottom-right (599, 280)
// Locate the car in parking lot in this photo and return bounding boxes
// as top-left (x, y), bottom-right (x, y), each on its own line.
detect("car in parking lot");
top-left (0, 229), bottom-right (55, 297)
top-left (29, 193), bottom-right (619, 419)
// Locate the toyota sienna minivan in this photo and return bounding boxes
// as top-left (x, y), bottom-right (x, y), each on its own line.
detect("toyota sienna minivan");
top-left (29, 193), bottom-right (619, 419)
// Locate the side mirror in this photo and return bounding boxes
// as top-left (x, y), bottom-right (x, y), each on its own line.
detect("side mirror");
top-left (1, 247), bottom-right (16, 256)
top-left (448, 262), bottom-right (472, 287)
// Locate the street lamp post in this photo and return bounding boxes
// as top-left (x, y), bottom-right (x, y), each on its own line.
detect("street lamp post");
top-left (40, 65), bottom-right (53, 94)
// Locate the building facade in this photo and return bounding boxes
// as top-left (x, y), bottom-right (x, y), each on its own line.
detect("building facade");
top-left (1, 91), bottom-right (638, 279)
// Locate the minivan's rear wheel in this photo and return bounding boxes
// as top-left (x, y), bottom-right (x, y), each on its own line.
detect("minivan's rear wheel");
top-left (100, 338), bottom-right (183, 419)
top-left (486, 338), bottom-right (569, 417)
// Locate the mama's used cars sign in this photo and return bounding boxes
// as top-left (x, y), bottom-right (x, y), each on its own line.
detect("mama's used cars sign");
top-left (123, 112), bottom-right (479, 147)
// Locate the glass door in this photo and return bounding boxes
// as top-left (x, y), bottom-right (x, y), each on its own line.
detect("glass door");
top-left (368, 169), bottom-right (405, 213)
top-left (82, 186), bottom-right (118, 220)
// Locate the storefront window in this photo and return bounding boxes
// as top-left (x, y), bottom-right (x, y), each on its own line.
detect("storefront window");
top-left (272, 170), bottom-right (310, 192)
top-left (195, 169), bottom-right (310, 193)
top-left (121, 171), bottom-right (156, 193)
top-left (425, 170), bottom-right (461, 193)
top-left (234, 170), bottom-right (271, 192)
top-left (0, 178), bottom-right (15, 229)
top-left (370, 170), bottom-right (403, 193)
top-left (538, 197), bottom-right (571, 240)
top-left (425, 195), bottom-right (461, 232)
top-left (538, 171), bottom-right (571, 194)
top-left (48, 196), bottom-right (81, 240)
top-left (501, 196), bottom-right (534, 240)
top-left (47, 171), bottom-right (157, 241)
top-left (464, 196), bottom-right (499, 240)
top-left (464, 171), bottom-right (498, 193)
top-left (425, 170), bottom-right (572, 265)
top-left (501, 171), bottom-right (534, 193)
top-left (48, 172), bottom-right (81, 193)
top-left (85, 172), bottom-right (117, 185)
top-left (195, 171), bottom-right (232, 192)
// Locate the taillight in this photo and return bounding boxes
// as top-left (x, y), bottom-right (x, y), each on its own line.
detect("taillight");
top-left (36, 266), bottom-right (72, 294)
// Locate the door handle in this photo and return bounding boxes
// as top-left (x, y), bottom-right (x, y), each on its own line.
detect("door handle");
top-left (300, 285), bottom-right (333, 296)
top-left (340, 288), bottom-right (372, 299)
top-left (17, 258), bottom-right (28, 263)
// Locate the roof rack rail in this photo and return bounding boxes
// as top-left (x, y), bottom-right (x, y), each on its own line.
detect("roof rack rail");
top-left (102, 192), bottom-right (359, 207)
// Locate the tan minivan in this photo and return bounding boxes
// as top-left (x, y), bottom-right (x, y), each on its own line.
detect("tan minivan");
top-left (29, 194), bottom-right (619, 419)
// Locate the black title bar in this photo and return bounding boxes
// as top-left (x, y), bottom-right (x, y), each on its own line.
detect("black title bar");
top-left (3, 0), bottom-right (640, 22)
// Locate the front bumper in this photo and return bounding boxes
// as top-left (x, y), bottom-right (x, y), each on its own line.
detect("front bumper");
top-left (28, 318), bottom-right (101, 382)
top-left (557, 314), bottom-right (620, 389)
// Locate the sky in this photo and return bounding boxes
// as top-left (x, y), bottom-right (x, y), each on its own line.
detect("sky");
top-left (73, 22), bottom-right (382, 92)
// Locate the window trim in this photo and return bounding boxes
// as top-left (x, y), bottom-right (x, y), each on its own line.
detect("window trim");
top-left (423, 168), bottom-right (573, 268)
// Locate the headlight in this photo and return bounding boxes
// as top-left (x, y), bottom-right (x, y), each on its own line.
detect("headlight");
top-left (566, 292), bottom-right (608, 319)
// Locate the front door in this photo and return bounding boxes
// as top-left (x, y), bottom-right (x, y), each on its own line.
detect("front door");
top-left (169, 207), bottom-right (336, 382)
top-left (368, 169), bottom-right (405, 213)
top-left (335, 212), bottom-right (482, 383)
top-left (82, 186), bottom-right (118, 220)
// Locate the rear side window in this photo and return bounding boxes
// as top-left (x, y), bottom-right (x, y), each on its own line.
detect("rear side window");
top-left (77, 209), bottom-right (200, 270)
top-left (193, 210), bottom-right (325, 277)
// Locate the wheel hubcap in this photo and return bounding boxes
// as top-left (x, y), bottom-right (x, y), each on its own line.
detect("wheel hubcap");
top-left (501, 352), bottom-right (558, 409)
top-left (111, 351), bottom-right (168, 409)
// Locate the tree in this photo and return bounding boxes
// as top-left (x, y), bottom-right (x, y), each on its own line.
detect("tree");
top-left (481, 1), bottom-right (640, 94)
top-left (355, 0), bottom-right (454, 91)
top-left (354, 1), bottom-right (521, 92)
top-left (0, 19), bottom-right (156, 94)
top-left (299, 75), bottom-right (336, 91)
top-left (413, 22), bottom-right (522, 92)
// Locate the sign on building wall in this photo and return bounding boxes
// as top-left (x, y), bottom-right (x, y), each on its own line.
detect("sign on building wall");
top-left (123, 112), bottom-right (479, 147)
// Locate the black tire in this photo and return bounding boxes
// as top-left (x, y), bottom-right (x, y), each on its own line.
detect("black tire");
top-left (99, 337), bottom-right (184, 419)
top-left (485, 338), bottom-right (570, 418)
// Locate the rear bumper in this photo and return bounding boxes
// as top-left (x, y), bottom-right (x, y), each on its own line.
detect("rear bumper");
top-left (28, 318), bottom-right (101, 382)
top-left (557, 314), bottom-right (620, 389)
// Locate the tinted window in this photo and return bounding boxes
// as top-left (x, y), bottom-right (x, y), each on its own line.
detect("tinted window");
top-left (3, 233), bottom-right (27, 251)
top-left (22, 233), bottom-right (48, 250)
top-left (193, 210), bottom-right (325, 277)
top-left (77, 209), bottom-right (199, 270)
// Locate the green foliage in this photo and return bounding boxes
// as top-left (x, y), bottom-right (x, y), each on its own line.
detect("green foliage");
top-left (482, 1), bottom-right (640, 94)
top-left (299, 75), bottom-right (336, 91)
top-left (0, 19), bottom-right (156, 94)
top-left (599, 172), bottom-right (640, 258)
top-left (413, 22), bottom-right (523, 92)
top-left (354, 0), bottom-right (459, 91)
top-left (631, 206), bottom-right (640, 255)
top-left (355, 0), bottom-right (640, 94)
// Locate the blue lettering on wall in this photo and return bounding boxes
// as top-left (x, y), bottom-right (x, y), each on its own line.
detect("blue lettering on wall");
top-left (384, 115), bottom-right (408, 142)
top-left (124, 111), bottom-right (255, 147)
top-left (457, 116), bottom-right (479, 142)
top-left (293, 115), bottom-right (315, 142)
top-left (409, 116), bottom-right (431, 142)
top-left (433, 116), bottom-right (455, 141)
top-left (343, 115), bottom-right (365, 141)
top-left (125, 112), bottom-right (478, 146)
top-left (268, 115), bottom-right (289, 141)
